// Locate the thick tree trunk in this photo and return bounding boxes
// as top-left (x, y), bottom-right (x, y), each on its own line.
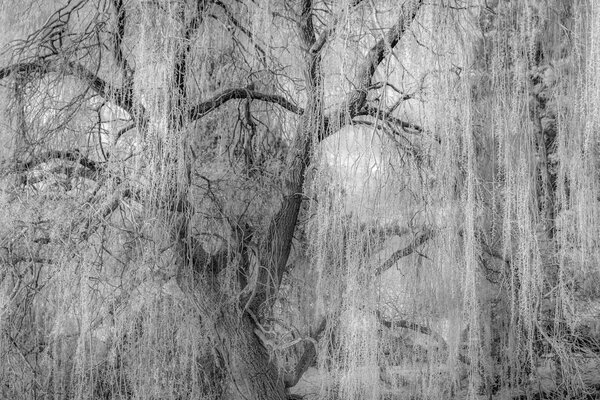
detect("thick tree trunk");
top-left (175, 220), bottom-right (287, 400)
top-left (214, 308), bottom-right (287, 400)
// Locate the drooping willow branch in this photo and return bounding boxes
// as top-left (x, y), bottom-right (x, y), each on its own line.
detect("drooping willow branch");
top-left (286, 225), bottom-right (432, 388)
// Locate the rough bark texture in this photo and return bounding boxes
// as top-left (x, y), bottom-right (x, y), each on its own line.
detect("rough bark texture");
top-left (215, 309), bottom-right (287, 400)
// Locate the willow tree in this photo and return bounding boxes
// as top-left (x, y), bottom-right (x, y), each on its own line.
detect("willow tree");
top-left (1, 0), bottom-right (600, 399)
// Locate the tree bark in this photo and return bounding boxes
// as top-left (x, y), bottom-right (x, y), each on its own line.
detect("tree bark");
top-left (214, 308), bottom-right (287, 400)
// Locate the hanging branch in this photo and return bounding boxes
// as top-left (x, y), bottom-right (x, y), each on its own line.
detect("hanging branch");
top-left (172, 0), bottom-right (209, 128)
top-left (111, 0), bottom-right (134, 96)
top-left (355, 104), bottom-right (424, 133)
top-left (286, 225), bottom-right (431, 389)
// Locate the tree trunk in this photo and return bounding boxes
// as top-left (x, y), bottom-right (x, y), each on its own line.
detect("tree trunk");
top-left (214, 308), bottom-right (287, 400)
top-left (175, 221), bottom-right (287, 400)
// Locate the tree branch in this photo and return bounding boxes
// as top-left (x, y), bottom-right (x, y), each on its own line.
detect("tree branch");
top-left (188, 87), bottom-right (303, 120)
top-left (0, 60), bottom-right (139, 118)
top-left (111, 0), bottom-right (131, 78)
top-left (299, 0), bottom-right (317, 49)
top-left (171, 0), bottom-right (208, 129)
top-left (377, 311), bottom-right (434, 336)
top-left (326, 0), bottom-right (423, 134)
top-left (375, 228), bottom-right (433, 276)
top-left (308, 0), bottom-right (365, 55)
top-left (355, 105), bottom-right (424, 133)
top-left (284, 317), bottom-right (327, 388)
top-left (377, 311), bottom-right (470, 365)
top-left (81, 188), bottom-right (132, 241)
top-left (214, 0), bottom-right (267, 63)
top-left (15, 149), bottom-right (103, 175)
top-left (0, 60), bottom-right (50, 80)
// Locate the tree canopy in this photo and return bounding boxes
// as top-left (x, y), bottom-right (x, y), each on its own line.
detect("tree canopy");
top-left (1, 1), bottom-right (600, 399)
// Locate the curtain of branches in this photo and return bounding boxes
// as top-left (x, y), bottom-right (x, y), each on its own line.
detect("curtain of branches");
top-left (1, 1), bottom-right (600, 400)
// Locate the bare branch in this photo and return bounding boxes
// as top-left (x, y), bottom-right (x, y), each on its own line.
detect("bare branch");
top-left (111, 0), bottom-right (133, 83)
top-left (114, 123), bottom-right (137, 141)
top-left (81, 188), bottom-right (132, 241)
top-left (0, 60), bottom-right (139, 117)
top-left (375, 228), bottom-right (433, 276)
top-left (350, 0), bottom-right (422, 112)
top-left (299, 0), bottom-right (317, 49)
top-left (172, 1), bottom-right (209, 126)
top-left (284, 317), bottom-right (327, 388)
top-left (355, 105), bottom-right (424, 133)
top-left (15, 149), bottom-right (103, 174)
top-left (112, 0), bottom-right (126, 70)
top-left (377, 311), bottom-right (470, 364)
top-left (377, 312), bottom-right (435, 336)
top-left (214, 0), bottom-right (267, 63)
top-left (188, 87), bottom-right (303, 120)
top-left (309, 0), bottom-right (365, 55)
top-left (0, 60), bottom-right (51, 81)
top-left (1, 254), bottom-right (53, 265)
top-left (14, 0), bottom-right (86, 57)
top-left (326, 0), bottom-right (424, 134)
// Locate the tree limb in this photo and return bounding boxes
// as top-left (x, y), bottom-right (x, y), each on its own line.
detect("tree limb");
top-left (375, 228), bottom-right (433, 276)
top-left (0, 60), bottom-right (50, 80)
top-left (111, 0), bottom-right (132, 78)
top-left (284, 317), bottom-right (327, 388)
top-left (15, 149), bottom-right (103, 175)
top-left (214, 0), bottom-right (267, 63)
top-left (81, 188), bottom-right (132, 241)
top-left (377, 311), bottom-right (470, 365)
top-left (188, 87), bottom-right (303, 120)
top-left (299, 0), bottom-right (317, 49)
top-left (354, 106), bottom-right (424, 133)
top-left (0, 60), bottom-right (139, 117)
top-left (377, 311), bottom-right (434, 336)
top-left (326, 0), bottom-right (424, 134)
top-left (308, 0), bottom-right (365, 55)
